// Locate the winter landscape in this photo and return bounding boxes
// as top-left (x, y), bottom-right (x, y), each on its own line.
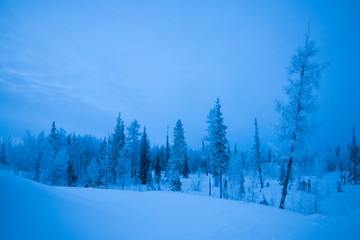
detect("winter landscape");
top-left (1, 1), bottom-right (360, 240)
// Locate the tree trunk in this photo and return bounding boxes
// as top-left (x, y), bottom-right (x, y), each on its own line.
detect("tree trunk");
top-left (279, 155), bottom-right (293, 209)
top-left (258, 165), bottom-right (263, 189)
top-left (209, 177), bottom-right (211, 196)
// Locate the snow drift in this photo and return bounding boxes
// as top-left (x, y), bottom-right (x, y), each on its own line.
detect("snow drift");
top-left (0, 171), bottom-right (359, 240)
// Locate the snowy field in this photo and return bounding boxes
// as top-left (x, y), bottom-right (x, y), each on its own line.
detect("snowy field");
top-left (1, 171), bottom-right (359, 240)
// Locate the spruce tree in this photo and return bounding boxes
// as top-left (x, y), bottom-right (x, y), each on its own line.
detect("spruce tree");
top-left (206, 98), bottom-right (229, 198)
top-left (168, 119), bottom-right (186, 191)
top-left (109, 113), bottom-right (126, 185)
top-left (254, 118), bottom-right (263, 188)
top-left (139, 127), bottom-right (150, 184)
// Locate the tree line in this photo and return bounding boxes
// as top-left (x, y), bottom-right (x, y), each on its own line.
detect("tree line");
top-left (1, 34), bottom-right (359, 210)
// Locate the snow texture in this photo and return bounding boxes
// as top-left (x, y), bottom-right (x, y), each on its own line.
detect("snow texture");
top-left (1, 170), bottom-right (359, 240)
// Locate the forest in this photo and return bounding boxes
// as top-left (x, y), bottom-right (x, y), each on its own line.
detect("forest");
top-left (1, 35), bottom-right (359, 215)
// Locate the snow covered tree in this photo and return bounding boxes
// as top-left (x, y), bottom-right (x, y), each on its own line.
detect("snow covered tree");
top-left (253, 118), bottom-right (263, 188)
top-left (117, 153), bottom-right (130, 189)
top-left (109, 113), bottom-right (126, 185)
top-left (127, 119), bottom-right (141, 182)
top-left (139, 127), bottom-right (150, 184)
top-left (86, 138), bottom-right (107, 187)
top-left (87, 157), bottom-right (99, 187)
top-left (50, 148), bottom-right (68, 186)
top-left (277, 34), bottom-right (325, 209)
top-left (22, 131), bottom-right (38, 180)
top-left (146, 169), bottom-right (155, 191)
top-left (349, 125), bottom-right (359, 184)
top-left (168, 119), bottom-right (186, 191)
top-left (206, 98), bottom-right (229, 198)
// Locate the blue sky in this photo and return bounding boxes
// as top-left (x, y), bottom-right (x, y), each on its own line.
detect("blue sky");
top-left (0, 0), bottom-right (359, 149)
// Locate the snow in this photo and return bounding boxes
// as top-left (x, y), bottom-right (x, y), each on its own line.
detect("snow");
top-left (1, 170), bottom-right (359, 240)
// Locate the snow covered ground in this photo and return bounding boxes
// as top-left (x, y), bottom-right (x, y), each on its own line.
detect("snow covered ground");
top-left (1, 171), bottom-right (359, 240)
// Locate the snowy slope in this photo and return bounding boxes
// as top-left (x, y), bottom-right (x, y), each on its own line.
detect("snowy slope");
top-left (0, 171), bottom-right (359, 240)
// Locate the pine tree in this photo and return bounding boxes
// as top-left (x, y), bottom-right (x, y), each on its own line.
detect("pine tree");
top-left (139, 127), bottom-right (150, 184)
top-left (254, 118), bottom-right (263, 188)
top-left (277, 34), bottom-right (326, 209)
top-left (155, 149), bottom-right (162, 185)
top-left (350, 125), bottom-right (359, 184)
top-left (206, 98), bottom-right (229, 198)
top-left (168, 119), bottom-right (186, 191)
